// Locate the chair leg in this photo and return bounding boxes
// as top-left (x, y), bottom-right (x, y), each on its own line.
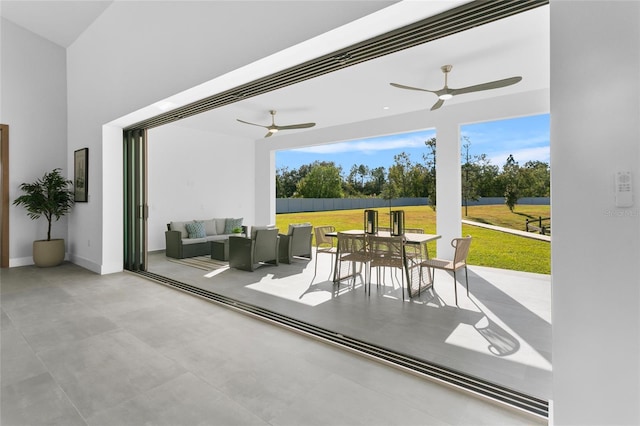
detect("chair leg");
top-left (453, 270), bottom-right (458, 305)
top-left (329, 253), bottom-right (335, 280)
top-left (333, 255), bottom-right (341, 284)
top-left (312, 252), bottom-right (319, 282)
top-left (464, 265), bottom-right (469, 296)
top-left (430, 266), bottom-right (436, 289)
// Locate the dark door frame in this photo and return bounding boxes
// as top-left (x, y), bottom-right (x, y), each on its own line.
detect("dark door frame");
top-left (1, 124), bottom-right (9, 268)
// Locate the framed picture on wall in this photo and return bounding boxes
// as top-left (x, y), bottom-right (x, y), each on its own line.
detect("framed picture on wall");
top-left (74, 148), bottom-right (88, 202)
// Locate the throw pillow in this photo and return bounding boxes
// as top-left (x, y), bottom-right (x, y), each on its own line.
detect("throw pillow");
top-left (185, 221), bottom-right (206, 239)
top-left (195, 219), bottom-right (217, 236)
top-left (224, 217), bottom-right (243, 234)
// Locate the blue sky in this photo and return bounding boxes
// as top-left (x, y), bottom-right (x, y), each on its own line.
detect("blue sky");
top-left (276, 113), bottom-right (550, 174)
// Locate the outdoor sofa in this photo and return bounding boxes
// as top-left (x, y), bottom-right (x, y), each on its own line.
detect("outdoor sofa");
top-left (165, 217), bottom-right (245, 259)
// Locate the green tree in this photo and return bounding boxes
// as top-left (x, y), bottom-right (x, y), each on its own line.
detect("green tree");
top-left (474, 154), bottom-right (501, 197)
top-left (346, 164), bottom-right (360, 195)
top-left (296, 161), bottom-right (344, 198)
top-left (366, 166), bottom-right (386, 196)
top-left (461, 136), bottom-right (481, 216)
top-left (276, 166), bottom-right (298, 198)
top-left (380, 181), bottom-right (398, 218)
top-left (388, 153), bottom-right (409, 197)
top-left (406, 163), bottom-right (429, 198)
top-left (519, 160), bottom-right (550, 197)
top-left (356, 164), bottom-right (369, 190)
top-left (422, 137), bottom-right (437, 210)
top-left (501, 154), bottom-right (521, 211)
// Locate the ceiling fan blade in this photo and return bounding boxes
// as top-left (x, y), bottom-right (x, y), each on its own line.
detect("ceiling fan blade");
top-left (390, 82), bottom-right (436, 93)
top-left (452, 76), bottom-right (522, 96)
top-left (240, 111), bottom-right (315, 136)
top-left (275, 122), bottom-right (316, 130)
top-left (237, 118), bottom-right (268, 129)
top-left (430, 99), bottom-right (445, 111)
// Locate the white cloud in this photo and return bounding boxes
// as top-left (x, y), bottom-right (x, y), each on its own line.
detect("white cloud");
top-left (489, 146), bottom-right (550, 166)
top-left (292, 132), bottom-right (434, 155)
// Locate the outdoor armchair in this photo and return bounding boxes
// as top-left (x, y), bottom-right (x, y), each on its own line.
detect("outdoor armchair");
top-left (229, 227), bottom-right (280, 272)
top-left (278, 223), bottom-right (313, 264)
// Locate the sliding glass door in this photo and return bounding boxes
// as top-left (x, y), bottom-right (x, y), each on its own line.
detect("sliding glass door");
top-left (123, 129), bottom-right (148, 271)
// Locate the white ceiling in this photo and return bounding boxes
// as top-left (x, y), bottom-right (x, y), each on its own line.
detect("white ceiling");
top-left (0, 0), bottom-right (113, 47)
top-left (176, 3), bottom-right (549, 141)
top-left (1, 1), bottom-right (549, 141)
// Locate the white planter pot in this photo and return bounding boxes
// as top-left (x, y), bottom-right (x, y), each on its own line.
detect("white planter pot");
top-left (33, 239), bottom-right (65, 267)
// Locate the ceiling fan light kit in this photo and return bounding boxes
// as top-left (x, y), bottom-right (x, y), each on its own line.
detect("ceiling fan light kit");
top-left (391, 64), bottom-right (522, 111)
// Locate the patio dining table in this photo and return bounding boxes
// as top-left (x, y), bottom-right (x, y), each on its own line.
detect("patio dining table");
top-left (327, 230), bottom-right (441, 298)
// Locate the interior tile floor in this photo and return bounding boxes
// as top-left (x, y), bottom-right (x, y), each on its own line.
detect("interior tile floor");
top-left (1, 258), bottom-right (549, 426)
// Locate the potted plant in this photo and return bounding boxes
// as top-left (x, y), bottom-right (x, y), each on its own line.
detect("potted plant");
top-left (13, 168), bottom-right (74, 267)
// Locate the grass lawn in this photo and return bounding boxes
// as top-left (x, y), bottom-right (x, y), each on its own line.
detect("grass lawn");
top-left (276, 204), bottom-right (550, 275)
top-left (462, 204), bottom-right (550, 230)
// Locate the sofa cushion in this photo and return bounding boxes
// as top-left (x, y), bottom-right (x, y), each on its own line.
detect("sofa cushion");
top-left (215, 218), bottom-right (227, 235)
top-left (182, 237), bottom-right (207, 245)
top-left (195, 219), bottom-right (217, 236)
top-left (224, 217), bottom-right (243, 234)
top-left (170, 221), bottom-right (189, 238)
top-left (185, 221), bottom-right (206, 238)
top-left (205, 234), bottom-right (229, 242)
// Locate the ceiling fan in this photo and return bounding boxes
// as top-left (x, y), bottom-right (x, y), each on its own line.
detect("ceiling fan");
top-left (236, 110), bottom-right (316, 138)
top-left (390, 64), bottom-right (522, 111)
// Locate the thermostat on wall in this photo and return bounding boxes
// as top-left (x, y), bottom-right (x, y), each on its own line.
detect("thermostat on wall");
top-left (615, 171), bottom-right (633, 207)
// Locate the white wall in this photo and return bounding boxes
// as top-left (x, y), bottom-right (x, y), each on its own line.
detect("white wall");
top-left (147, 124), bottom-right (255, 251)
top-left (64, 1), bottom-right (394, 273)
top-left (0, 18), bottom-right (68, 266)
top-left (551, 2), bottom-right (640, 425)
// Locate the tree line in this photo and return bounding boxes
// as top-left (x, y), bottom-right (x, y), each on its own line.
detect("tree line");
top-left (276, 137), bottom-right (550, 211)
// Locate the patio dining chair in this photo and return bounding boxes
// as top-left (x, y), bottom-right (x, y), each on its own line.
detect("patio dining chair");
top-left (419, 236), bottom-right (472, 305)
top-left (335, 232), bottom-right (369, 289)
top-left (313, 225), bottom-right (338, 281)
top-left (368, 235), bottom-right (407, 300)
top-left (403, 227), bottom-right (426, 262)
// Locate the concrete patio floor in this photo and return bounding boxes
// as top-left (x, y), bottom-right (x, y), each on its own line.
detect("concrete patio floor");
top-left (148, 248), bottom-right (552, 401)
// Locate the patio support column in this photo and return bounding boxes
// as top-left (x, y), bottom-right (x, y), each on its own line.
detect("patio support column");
top-left (254, 140), bottom-right (276, 226)
top-left (435, 121), bottom-right (461, 259)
